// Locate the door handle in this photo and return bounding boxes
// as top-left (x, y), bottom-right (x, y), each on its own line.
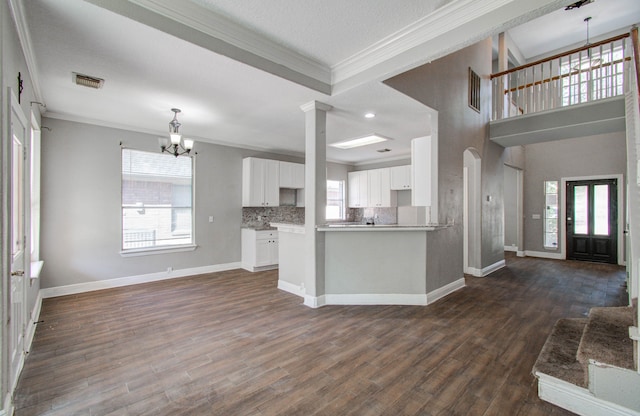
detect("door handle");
top-left (11, 270), bottom-right (24, 277)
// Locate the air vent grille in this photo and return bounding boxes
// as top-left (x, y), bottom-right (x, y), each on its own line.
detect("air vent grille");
top-left (73, 73), bottom-right (104, 89)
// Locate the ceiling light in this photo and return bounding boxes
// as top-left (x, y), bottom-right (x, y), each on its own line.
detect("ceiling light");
top-left (330, 134), bottom-right (391, 150)
top-left (159, 108), bottom-right (194, 157)
top-left (364, 112), bottom-right (376, 119)
top-left (572, 17), bottom-right (602, 71)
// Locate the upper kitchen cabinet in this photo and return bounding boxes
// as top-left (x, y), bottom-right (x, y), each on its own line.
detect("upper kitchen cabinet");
top-left (411, 136), bottom-right (438, 221)
top-left (348, 171), bottom-right (368, 208)
top-left (279, 161), bottom-right (305, 189)
top-left (242, 157), bottom-right (280, 207)
top-left (390, 165), bottom-right (411, 190)
top-left (368, 168), bottom-right (397, 207)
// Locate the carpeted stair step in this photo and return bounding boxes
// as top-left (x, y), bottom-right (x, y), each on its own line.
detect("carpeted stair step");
top-left (533, 318), bottom-right (588, 387)
top-left (576, 306), bottom-right (635, 386)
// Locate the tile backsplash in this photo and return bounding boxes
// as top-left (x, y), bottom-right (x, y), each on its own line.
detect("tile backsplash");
top-left (242, 207), bottom-right (305, 228)
top-left (349, 207), bottom-right (397, 225)
top-left (242, 206), bottom-right (398, 228)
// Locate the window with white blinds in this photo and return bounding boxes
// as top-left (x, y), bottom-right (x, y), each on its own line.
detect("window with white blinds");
top-left (121, 149), bottom-right (193, 251)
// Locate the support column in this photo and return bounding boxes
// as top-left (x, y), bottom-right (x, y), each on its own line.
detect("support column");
top-left (300, 100), bottom-right (332, 308)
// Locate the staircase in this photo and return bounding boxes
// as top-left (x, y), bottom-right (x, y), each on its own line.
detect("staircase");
top-left (533, 300), bottom-right (639, 415)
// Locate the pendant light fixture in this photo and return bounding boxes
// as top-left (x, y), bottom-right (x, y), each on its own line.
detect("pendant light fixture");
top-left (574, 17), bottom-right (602, 70)
top-left (159, 108), bottom-right (194, 157)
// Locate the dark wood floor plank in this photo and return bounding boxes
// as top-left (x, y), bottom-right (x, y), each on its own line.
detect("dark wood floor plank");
top-left (14, 254), bottom-right (628, 415)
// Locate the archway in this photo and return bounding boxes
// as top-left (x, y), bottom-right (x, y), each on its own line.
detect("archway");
top-left (463, 148), bottom-right (481, 276)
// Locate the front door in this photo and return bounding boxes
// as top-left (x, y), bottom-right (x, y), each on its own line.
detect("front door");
top-left (9, 91), bottom-right (28, 391)
top-left (566, 179), bottom-right (617, 263)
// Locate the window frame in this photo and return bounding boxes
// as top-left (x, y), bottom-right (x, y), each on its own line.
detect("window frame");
top-left (120, 148), bottom-right (197, 256)
top-left (326, 179), bottom-right (346, 221)
top-left (544, 180), bottom-right (559, 250)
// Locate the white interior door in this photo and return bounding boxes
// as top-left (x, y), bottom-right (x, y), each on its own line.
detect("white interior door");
top-left (9, 90), bottom-right (28, 391)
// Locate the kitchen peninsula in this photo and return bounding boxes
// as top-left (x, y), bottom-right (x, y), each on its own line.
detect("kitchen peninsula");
top-left (272, 222), bottom-right (464, 307)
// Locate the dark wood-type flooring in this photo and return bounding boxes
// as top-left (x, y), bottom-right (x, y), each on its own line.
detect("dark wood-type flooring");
top-left (14, 253), bottom-right (628, 415)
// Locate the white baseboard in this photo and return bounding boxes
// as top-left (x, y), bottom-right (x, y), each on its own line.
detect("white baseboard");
top-left (517, 250), bottom-right (525, 257)
top-left (277, 280), bottom-right (305, 297)
top-left (324, 293), bottom-right (429, 306)
top-left (426, 278), bottom-right (466, 303)
top-left (302, 278), bottom-right (465, 308)
top-left (525, 250), bottom-right (563, 260)
top-left (25, 291), bottom-right (42, 353)
top-left (504, 245), bottom-right (518, 252)
top-left (40, 262), bottom-right (241, 298)
top-left (482, 260), bottom-right (505, 276)
top-left (468, 260), bottom-right (506, 277)
top-left (304, 294), bottom-right (326, 308)
top-left (536, 372), bottom-right (640, 416)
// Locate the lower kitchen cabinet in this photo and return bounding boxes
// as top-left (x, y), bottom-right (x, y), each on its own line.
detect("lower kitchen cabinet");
top-left (241, 228), bottom-right (279, 271)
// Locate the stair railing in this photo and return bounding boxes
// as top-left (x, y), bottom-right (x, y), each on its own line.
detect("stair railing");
top-left (491, 33), bottom-right (631, 121)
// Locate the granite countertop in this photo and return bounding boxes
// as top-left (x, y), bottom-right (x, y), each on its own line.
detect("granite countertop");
top-left (241, 225), bottom-right (277, 231)
top-left (317, 224), bottom-right (449, 232)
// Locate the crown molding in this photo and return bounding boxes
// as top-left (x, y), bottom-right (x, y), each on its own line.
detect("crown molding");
top-left (331, 0), bottom-right (569, 93)
top-left (8, 0), bottom-right (44, 104)
top-left (86, 0), bottom-right (331, 94)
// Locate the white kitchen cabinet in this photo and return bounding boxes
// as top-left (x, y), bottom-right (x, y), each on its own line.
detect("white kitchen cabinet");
top-left (411, 136), bottom-right (438, 223)
top-left (242, 157), bottom-right (280, 207)
top-left (368, 168), bottom-right (396, 207)
top-left (241, 228), bottom-right (279, 271)
top-left (279, 161), bottom-right (305, 189)
top-left (348, 171), bottom-right (368, 207)
top-left (390, 165), bottom-right (411, 190)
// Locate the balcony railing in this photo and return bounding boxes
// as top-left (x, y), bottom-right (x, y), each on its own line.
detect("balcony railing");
top-left (491, 33), bottom-right (631, 121)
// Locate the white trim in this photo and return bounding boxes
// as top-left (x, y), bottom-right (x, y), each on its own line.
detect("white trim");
top-left (303, 278), bottom-right (465, 308)
top-left (277, 280), bottom-right (305, 297)
top-left (8, 0), bottom-right (44, 103)
top-left (324, 293), bottom-right (428, 306)
top-left (561, 174), bottom-right (625, 265)
top-left (536, 372), bottom-right (640, 416)
top-left (517, 250), bottom-right (526, 257)
top-left (40, 262), bottom-right (240, 298)
top-left (504, 245), bottom-right (518, 252)
top-left (467, 267), bottom-right (482, 277)
top-left (25, 291), bottom-right (42, 353)
top-left (525, 250), bottom-right (564, 260)
top-left (481, 259), bottom-right (506, 276)
top-left (426, 278), bottom-right (466, 303)
top-left (120, 244), bottom-right (197, 257)
top-left (304, 294), bottom-right (326, 309)
top-left (30, 260), bottom-right (43, 279)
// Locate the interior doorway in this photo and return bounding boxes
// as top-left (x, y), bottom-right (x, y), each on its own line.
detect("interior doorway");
top-left (566, 178), bottom-right (618, 263)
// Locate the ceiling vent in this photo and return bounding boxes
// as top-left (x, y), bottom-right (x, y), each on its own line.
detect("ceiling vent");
top-left (73, 72), bottom-right (104, 89)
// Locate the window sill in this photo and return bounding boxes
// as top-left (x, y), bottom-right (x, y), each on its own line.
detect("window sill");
top-left (31, 260), bottom-right (44, 279)
top-left (120, 244), bottom-right (197, 257)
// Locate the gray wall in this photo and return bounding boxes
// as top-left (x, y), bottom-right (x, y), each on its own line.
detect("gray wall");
top-left (39, 118), bottom-right (344, 288)
top-left (523, 131), bottom-right (626, 254)
top-left (385, 37), bottom-right (505, 276)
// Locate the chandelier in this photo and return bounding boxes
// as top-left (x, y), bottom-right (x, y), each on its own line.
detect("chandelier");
top-left (159, 108), bottom-right (194, 157)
